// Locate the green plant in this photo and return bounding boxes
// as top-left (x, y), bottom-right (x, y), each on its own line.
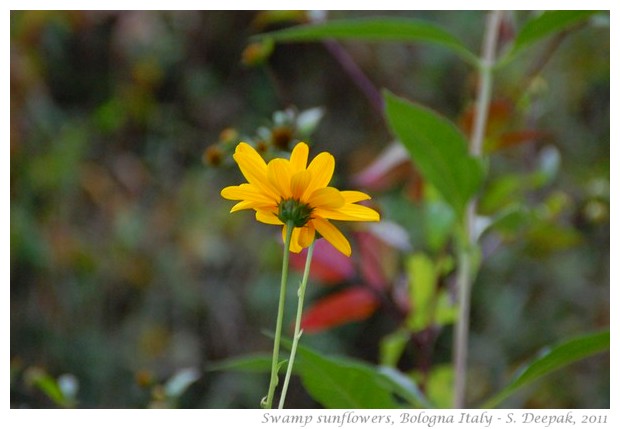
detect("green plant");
top-left (214, 10), bottom-right (609, 409)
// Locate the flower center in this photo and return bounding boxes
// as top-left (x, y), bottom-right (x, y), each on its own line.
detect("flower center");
top-left (277, 198), bottom-right (313, 227)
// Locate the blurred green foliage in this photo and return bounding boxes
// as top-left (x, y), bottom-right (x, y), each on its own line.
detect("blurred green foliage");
top-left (11, 11), bottom-right (608, 408)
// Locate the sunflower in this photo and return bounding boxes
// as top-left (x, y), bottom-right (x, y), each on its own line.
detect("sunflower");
top-left (221, 142), bottom-right (380, 256)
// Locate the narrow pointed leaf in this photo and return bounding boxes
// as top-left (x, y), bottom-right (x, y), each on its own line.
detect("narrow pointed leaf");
top-left (27, 370), bottom-right (71, 407)
top-left (258, 17), bottom-right (477, 64)
top-left (482, 330), bottom-right (610, 408)
top-left (501, 11), bottom-right (599, 64)
top-left (384, 90), bottom-right (484, 217)
top-left (378, 366), bottom-right (433, 409)
top-left (208, 354), bottom-right (273, 373)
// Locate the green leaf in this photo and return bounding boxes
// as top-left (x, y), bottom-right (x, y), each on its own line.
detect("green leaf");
top-left (424, 199), bottom-right (456, 252)
top-left (25, 368), bottom-right (72, 408)
top-left (384, 90), bottom-right (484, 217)
top-left (422, 365), bottom-right (454, 409)
top-left (479, 146), bottom-right (561, 216)
top-left (478, 175), bottom-right (524, 215)
top-left (482, 330), bottom-right (610, 408)
top-left (434, 290), bottom-right (458, 327)
top-left (380, 329), bottom-right (410, 367)
top-left (525, 221), bottom-right (582, 254)
top-left (378, 366), bottom-right (433, 408)
top-left (258, 17), bottom-right (477, 64)
top-left (501, 11), bottom-right (599, 64)
top-left (405, 253), bottom-right (436, 332)
top-left (292, 343), bottom-right (402, 408)
top-left (208, 353), bottom-right (273, 373)
top-left (481, 205), bottom-right (531, 238)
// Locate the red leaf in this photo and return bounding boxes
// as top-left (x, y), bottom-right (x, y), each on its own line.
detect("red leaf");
top-left (290, 238), bottom-right (355, 284)
top-left (300, 287), bottom-right (380, 333)
top-left (459, 99), bottom-right (513, 137)
top-left (357, 232), bottom-right (391, 291)
top-left (497, 130), bottom-right (549, 149)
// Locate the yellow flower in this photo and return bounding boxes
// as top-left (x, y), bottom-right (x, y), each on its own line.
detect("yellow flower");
top-left (221, 142), bottom-right (380, 256)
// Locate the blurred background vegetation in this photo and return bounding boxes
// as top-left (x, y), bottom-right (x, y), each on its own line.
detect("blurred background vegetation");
top-left (10, 10), bottom-right (609, 408)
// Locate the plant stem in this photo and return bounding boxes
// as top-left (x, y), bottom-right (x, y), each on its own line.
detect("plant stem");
top-left (278, 239), bottom-right (316, 409)
top-left (452, 227), bottom-right (473, 409)
top-left (263, 221), bottom-right (295, 409)
top-left (322, 40), bottom-right (384, 115)
top-left (470, 11), bottom-right (502, 158)
top-left (452, 10), bottom-right (502, 409)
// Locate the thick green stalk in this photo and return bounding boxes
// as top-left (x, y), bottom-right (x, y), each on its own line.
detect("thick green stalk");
top-left (278, 239), bottom-right (316, 409)
top-left (263, 221), bottom-right (295, 409)
top-left (452, 10), bottom-right (502, 409)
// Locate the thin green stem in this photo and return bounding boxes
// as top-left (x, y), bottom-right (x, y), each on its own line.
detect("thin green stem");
top-left (452, 225), bottom-right (473, 409)
top-left (263, 221), bottom-right (295, 409)
top-left (278, 239), bottom-right (316, 409)
top-left (470, 11), bottom-right (502, 158)
top-left (452, 10), bottom-right (502, 409)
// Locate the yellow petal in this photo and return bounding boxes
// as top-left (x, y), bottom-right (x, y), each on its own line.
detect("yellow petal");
top-left (315, 203), bottom-right (380, 222)
top-left (312, 217), bottom-right (351, 257)
top-left (290, 228), bottom-right (303, 253)
top-left (267, 158), bottom-right (292, 198)
top-left (341, 190), bottom-right (371, 203)
top-left (231, 200), bottom-right (272, 212)
top-left (290, 170), bottom-right (312, 200)
top-left (304, 152), bottom-right (335, 198)
top-left (307, 187), bottom-right (345, 209)
top-left (297, 224), bottom-right (316, 248)
top-left (221, 184), bottom-right (275, 205)
top-left (282, 224), bottom-right (303, 253)
top-left (233, 144), bottom-right (279, 200)
top-left (289, 142), bottom-right (309, 173)
top-left (234, 143), bottom-right (267, 177)
top-left (256, 209), bottom-right (283, 225)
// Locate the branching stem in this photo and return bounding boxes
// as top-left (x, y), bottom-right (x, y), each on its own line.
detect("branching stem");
top-left (453, 10), bottom-right (502, 409)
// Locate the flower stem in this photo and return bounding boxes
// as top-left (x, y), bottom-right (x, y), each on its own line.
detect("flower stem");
top-left (452, 10), bottom-right (502, 409)
top-left (263, 221), bottom-right (295, 409)
top-left (278, 239), bottom-right (316, 409)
